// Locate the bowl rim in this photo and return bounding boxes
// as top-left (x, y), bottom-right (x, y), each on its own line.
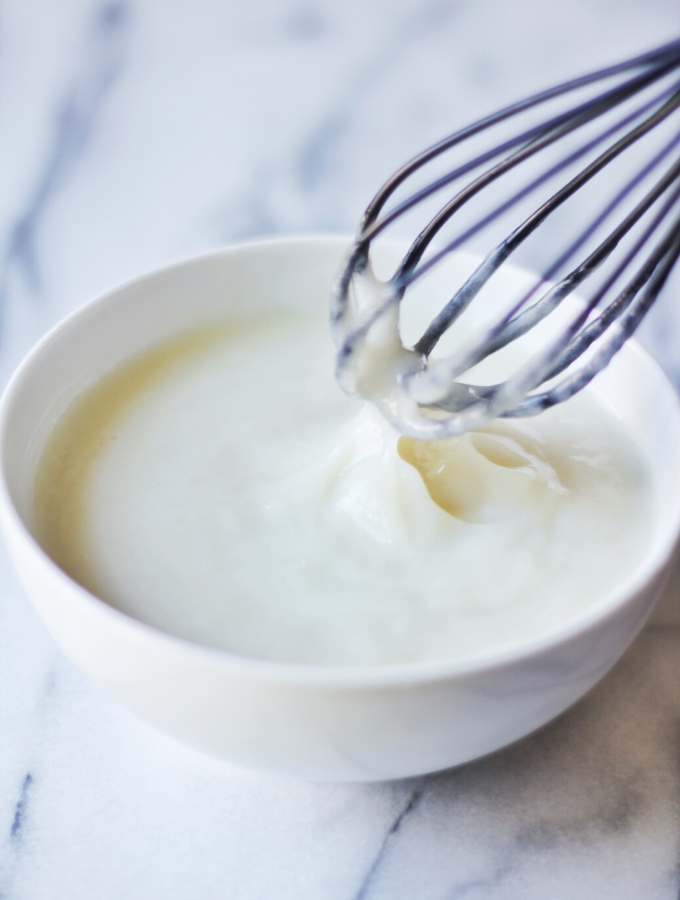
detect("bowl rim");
top-left (1, 232), bottom-right (679, 688)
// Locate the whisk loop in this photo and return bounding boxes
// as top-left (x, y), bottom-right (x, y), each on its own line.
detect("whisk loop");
top-left (331, 39), bottom-right (680, 439)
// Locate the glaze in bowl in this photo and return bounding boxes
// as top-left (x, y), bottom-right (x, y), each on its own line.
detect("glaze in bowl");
top-left (1, 235), bottom-right (679, 781)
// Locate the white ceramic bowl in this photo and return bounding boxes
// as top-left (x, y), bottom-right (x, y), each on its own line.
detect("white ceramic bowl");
top-left (1, 235), bottom-right (680, 782)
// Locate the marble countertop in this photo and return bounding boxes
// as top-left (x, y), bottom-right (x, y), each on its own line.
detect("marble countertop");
top-left (3, 2), bottom-right (680, 897)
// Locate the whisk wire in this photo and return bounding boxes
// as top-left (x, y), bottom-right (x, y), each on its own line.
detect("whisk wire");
top-left (332, 40), bottom-right (680, 439)
top-left (361, 39), bottom-right (680, 236)
top-left (453, 128), bottom-right (680, 368)
top-left (407, 79), bottom-right (680, 309)
top-left (508, 217), bottom-right (680, 415)
top-left (410, 151), bottom-right (680, 412)
top-left (477, 126), bottom-right (680, 357)
top-left (432, 177), bottom-right (680, 418)
top-left (335, 79), bottom-right (680, 366)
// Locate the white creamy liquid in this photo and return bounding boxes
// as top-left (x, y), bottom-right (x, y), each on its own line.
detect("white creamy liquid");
top-left (34, 315), bottom-right (653, 666)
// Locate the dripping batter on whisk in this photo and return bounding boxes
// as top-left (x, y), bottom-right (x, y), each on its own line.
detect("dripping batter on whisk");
top-left (332, 39), bottom-right (680, 439)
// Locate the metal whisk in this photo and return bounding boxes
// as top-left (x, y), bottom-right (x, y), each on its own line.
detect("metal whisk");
top-left (331, 39), bottom-right (680, 439)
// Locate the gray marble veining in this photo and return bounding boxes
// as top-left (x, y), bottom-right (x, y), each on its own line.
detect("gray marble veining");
top-left (2, 1), bottom-right (680, 897)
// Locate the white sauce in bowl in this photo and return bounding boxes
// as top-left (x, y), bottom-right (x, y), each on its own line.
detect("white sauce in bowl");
top-left (33, 314), bottom-right (653, 666)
